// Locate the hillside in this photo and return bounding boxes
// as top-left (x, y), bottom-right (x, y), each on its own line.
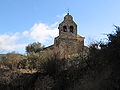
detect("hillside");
top-left (0, 26), bottom-right (120, 90)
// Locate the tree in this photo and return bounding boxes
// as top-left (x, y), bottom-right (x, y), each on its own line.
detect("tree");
top-left (2, 52), bottom-right (24, 70)
top-left (26, 42), bottom-right (44, 53)
top-left (107, 25), bottom-right (120, 60)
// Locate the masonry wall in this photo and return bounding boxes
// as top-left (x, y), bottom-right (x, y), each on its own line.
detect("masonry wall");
top-left (43, 13), bottom-right (86, 59)
top-left (54, 34), bottom-right (84, 59)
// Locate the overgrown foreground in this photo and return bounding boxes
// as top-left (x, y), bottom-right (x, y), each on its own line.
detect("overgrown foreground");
top-left (0, 26), bottom-right (120, 90)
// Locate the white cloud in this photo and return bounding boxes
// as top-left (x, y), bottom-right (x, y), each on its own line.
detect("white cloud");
top-left (23, 23), bottom-right (59, 44)
top-left (0, 34), bottom-right (26, 52)
top-left (0, 22), bottom-right (59, 53)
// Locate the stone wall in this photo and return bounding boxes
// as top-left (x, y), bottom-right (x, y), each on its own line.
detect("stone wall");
top-left (43, 13), bottom-right (87, 59)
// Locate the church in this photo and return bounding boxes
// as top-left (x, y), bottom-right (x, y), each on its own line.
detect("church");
top-left (44, 13), bottom-right (87, 59)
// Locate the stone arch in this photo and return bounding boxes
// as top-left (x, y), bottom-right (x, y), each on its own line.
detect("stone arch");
top-left (63, 26), bottom-right (67, 32)
top-left (70, 26), bottom-right (74, 33)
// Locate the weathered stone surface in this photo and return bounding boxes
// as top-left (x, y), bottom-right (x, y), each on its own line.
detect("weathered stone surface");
top-left (44, 13), bottom-right (87, 59)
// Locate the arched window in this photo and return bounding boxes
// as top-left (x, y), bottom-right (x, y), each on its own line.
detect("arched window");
top-left (63, 26), bottom-right (67, 32)
top-left (70, 26), bottom-right (74, 33)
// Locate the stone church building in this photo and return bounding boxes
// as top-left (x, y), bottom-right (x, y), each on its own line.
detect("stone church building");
top-left (44, 13), bottom-right (87, 59)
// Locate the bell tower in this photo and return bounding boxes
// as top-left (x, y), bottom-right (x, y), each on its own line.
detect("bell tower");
top-left (43, 12), bottom-right (87, 59)
top-left (58, 13), bottom-right (77, 39)
top-left (53, 13), bottom-right (85, 59)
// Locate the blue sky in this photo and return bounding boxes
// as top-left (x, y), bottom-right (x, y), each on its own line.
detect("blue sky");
top-left (0, 0), bottom-right (120, 54)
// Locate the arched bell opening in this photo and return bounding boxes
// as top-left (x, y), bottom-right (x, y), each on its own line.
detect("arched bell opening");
top-left (70, 26), bottom-right (74, 33)
top-left (63, 26), bottom-right (67, 32)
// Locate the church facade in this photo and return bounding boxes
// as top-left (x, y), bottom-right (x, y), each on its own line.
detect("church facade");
top-left (44, 13), bottom-right (86, 59)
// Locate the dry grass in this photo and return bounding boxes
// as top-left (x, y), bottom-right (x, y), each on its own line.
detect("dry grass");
top-left (18, 69), bottom-right (37, 74)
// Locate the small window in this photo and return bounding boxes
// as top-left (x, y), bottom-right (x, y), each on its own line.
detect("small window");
top-left (70, 26), bottom-right (74, 33)
top-left (63, 26), bottom-right (67, 32)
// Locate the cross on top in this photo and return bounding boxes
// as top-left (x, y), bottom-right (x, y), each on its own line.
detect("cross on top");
top-left (67, 8), bottom-right (69, 14)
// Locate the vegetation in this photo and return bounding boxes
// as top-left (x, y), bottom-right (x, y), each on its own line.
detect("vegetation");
top-left (0, 52), bottom-right (24, 70)
top-left (26, 42), bottom-right (44, 53)
top-left (0, 26), bottom-right (120, 90)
